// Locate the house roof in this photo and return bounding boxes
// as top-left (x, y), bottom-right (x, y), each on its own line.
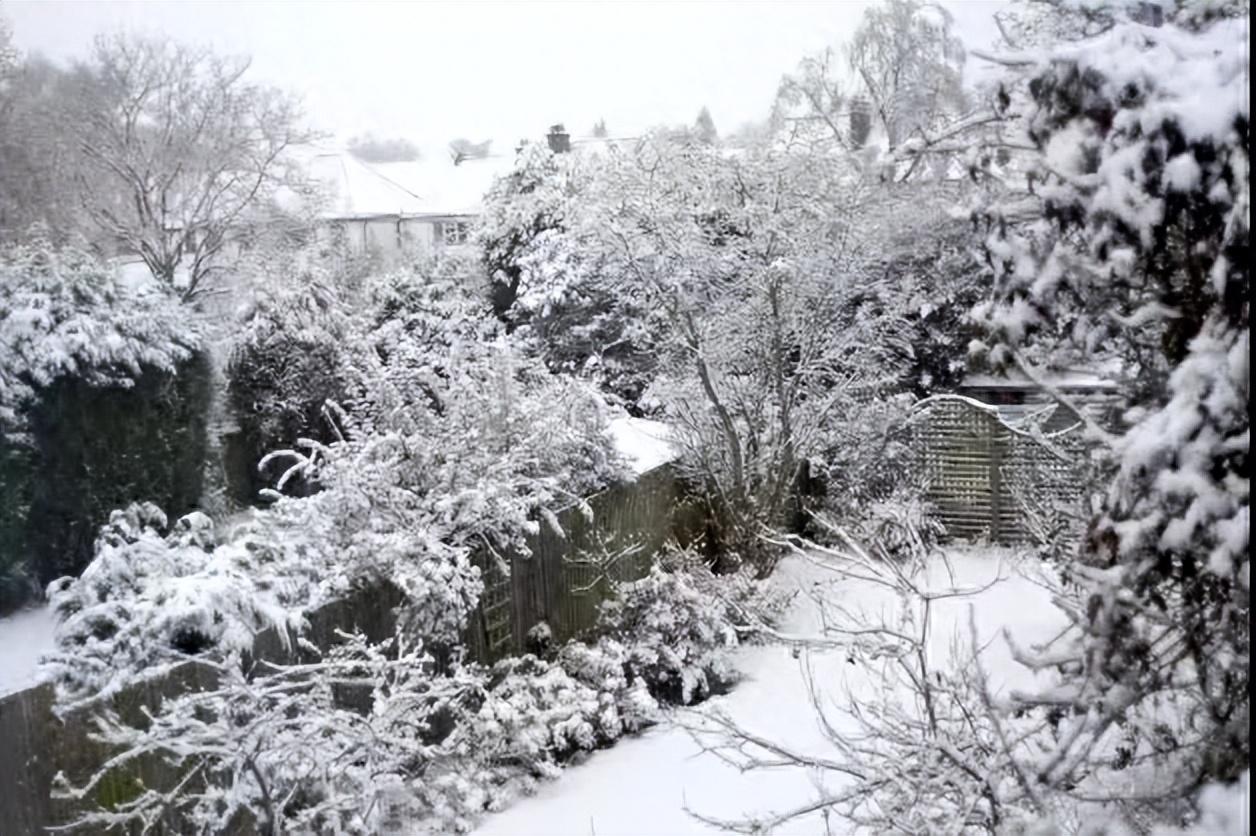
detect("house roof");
top-left (960, 367), bottom-right (1120, 391)
top-left (300, 149), bottom-right (516, 220)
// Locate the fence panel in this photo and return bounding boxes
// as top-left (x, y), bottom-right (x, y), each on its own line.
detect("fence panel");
top-left (913, 396), bottom-right (1086, 544)
top-left (466, 463), bottom-right (691, 662)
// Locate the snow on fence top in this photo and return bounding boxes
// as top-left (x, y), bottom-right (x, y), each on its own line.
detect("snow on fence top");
top-left (0, 605), bottom-right (57, 697)
top-left (607, 416), bottom-right (677, 476)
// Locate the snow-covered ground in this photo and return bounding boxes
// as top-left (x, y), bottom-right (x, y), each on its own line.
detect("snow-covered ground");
top-left (474, 547), bottom-right (1064, 836)
top-left (0, 604), bottom-right (56, 696)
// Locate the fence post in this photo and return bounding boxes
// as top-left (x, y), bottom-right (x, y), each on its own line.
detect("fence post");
top-left (989, 423), bottom-right (1002, 544)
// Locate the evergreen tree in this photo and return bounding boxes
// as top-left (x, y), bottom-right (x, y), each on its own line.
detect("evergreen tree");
top-left (693, 106), bottom-right (718, 144)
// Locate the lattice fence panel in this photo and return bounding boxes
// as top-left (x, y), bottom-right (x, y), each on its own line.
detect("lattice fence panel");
top-left (913, 396), bottom-right (1087, 544)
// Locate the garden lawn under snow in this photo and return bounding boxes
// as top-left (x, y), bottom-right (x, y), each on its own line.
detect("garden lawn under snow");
top-left (473, 546), bottom-right (1065, 836)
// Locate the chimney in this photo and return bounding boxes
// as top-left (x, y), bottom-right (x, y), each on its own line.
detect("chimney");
top-left (546, 124), bottom-right (571, 153)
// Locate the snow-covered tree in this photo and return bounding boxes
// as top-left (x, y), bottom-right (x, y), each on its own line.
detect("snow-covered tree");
top-left (476, 141), bottom-right (662, 408)
top-left (971, 1), bottom-right (1250, 815)
top-left (477, 141), bottom-right (589, 321)
top-left (65, 34), bottom-right (318, 300)
top-left (775, 0), bottom-right (971, 176)
top-left (0, 16), bottom-right (89, 241)
top-left (693, 106), bottom-right (718, 144)
top-left (0, 13), bottom-right (15, 79)
top-left (580, 135), bottom-right (911, 571)
top-left (849, 0), bottom-right (968, 152)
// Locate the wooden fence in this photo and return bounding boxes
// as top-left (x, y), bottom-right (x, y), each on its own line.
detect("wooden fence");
top-left (911, 395), bottom-right (1086, 544)
top-left (467, 462), bottom-right (702, 661)
top-left (0, 462), bottom-right (696, 834)
top-left (0, 661), bottom-right (224, 836)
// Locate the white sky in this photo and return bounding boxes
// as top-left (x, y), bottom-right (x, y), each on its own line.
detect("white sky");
top-left (4, 0), bottom-right (1007, 155)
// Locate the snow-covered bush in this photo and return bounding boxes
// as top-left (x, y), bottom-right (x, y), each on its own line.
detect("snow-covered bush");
top-left (555, 638), bottom-right (659, 727)
top-left (42, 503), bottom-right (317, 706)
top-left (595, 549), bottom-right (786, 705)
top-left (599, 566), bottom-right (736, 705)
top-left (408, 649), bottom-right (657, 832)
top-left (225, 254), bottom-right (357, 503)
top-left (309, 270), bottom-right (628, 563)
top-left (453, 654), bottom-right (651, 771)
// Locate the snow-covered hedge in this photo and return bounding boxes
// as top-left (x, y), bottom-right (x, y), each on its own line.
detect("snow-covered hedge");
top-left (1, 245), bottom-right (209, 612)
top-left (0, 245), bottom-right (202, 435)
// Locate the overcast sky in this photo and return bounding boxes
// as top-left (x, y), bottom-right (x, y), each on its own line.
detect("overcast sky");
top-left (5, 0), bottom-right (1007, 155)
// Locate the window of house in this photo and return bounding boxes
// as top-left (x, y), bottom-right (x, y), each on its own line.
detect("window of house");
top-left (439, 221), bottom-right (471, 246)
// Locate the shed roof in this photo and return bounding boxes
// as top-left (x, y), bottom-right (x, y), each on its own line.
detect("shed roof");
top-left (960, 367), bottom-right (1120, 391)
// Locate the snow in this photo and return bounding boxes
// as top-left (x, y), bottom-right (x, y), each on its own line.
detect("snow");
top-left (473, 547), bottom-right (1063, 835)
top-left (607, 416), bottom-right (677, 476)
top-left (301, 149), bottom-right (517, 219)
top-left (960, 366), bottom-right (1118, 391)
top-left (1154, 770), bottom-right (1250, 836)
top-left (1164, 152), bottom-right (1202, 192)
top-left (0, 604), bottom-right (56, 696)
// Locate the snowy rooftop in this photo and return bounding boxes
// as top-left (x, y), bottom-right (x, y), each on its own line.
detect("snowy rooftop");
top-left (302, 149), bottom-right (516, 220)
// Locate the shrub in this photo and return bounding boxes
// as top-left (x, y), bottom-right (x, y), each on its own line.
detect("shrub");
top-left (594, 550), bottom-right (786, 705)
top-left (413, 650), bottom-right (657, 832)
top-left (225, 263), bottom-right (355, 504)
top-left (42, 503), bottom-right (310, 704)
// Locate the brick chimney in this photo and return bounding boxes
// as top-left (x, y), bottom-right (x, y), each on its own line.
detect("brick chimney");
top-left (546, 124), bottom-right (571, 153)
